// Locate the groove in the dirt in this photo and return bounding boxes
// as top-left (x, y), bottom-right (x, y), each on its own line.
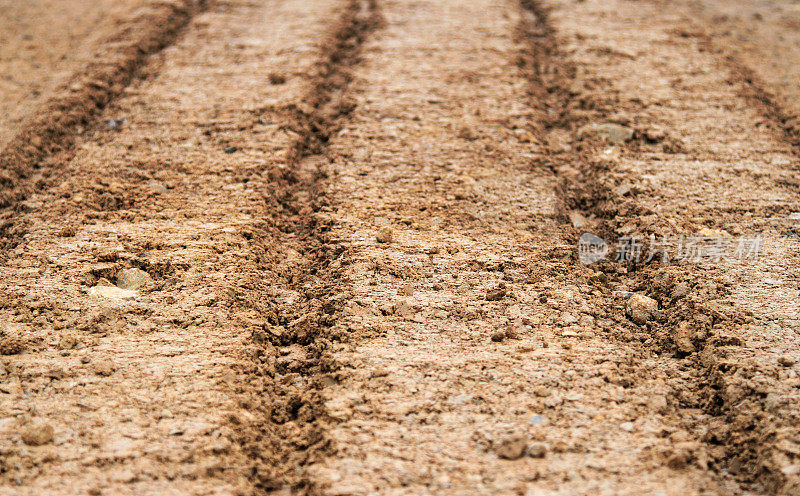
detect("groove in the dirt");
top-left (517, 1), bottom-right (788, 493)
top-left (666, 9), bottom-right (800, 160)
top-left (668, 20), bottom-right (800, 494)
top-left (0, 0), bottom-right (208, 256)
top-left (231, 1), bottom-right (382, 493)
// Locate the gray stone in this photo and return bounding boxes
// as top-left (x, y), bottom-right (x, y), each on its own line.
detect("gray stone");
top-left (377, 227), bottom-right (393, 243)
top-left (577, 122), bottom-right (634, 144)
top-left (116, 268), bottom-right (153, 290)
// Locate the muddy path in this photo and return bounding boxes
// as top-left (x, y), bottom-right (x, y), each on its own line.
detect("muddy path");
top-left (1, 0), bottom-right (800, 495)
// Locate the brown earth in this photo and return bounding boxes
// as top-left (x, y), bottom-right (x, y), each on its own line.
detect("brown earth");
top-left (0, 0), bottom-right (153, 147)
top-left (1, 0), bottom-right (800, 495)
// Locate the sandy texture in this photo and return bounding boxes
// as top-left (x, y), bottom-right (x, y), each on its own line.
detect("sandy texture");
top-left (1, 0), bottom-right (800, 495)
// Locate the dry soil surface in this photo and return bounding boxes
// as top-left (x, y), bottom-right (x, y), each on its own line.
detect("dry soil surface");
top-left (1, 0), bottom-right (800, 495)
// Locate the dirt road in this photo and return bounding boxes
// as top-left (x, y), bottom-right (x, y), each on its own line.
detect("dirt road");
top-left (1, 0), bottom-right (799, 495)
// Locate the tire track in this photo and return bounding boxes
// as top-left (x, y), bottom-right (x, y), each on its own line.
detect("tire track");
top-left (519, 0), bottom-right (800, 493)
top-left (231, 1), bottom-right (383, 492)
top-left (0, 0), bottom-right (365, 493)
top-left (661, 0), bottom-right (800, 157)
top-left (298, 0), bottom-right (729, 493)
top-left (516, 0), bottom-right (746, 488)
top-left (0, 0), bottom-right (208, 251)
top-left (0, 0), bottom-right (155, 147)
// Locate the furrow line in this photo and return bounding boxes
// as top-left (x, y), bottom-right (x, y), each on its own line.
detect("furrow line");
top-left (232, 1), bottom-right (383, 493)
top-left (0, 0), bottom-right (209, 253)
top-left (519, 0), bottom-right (800, 493)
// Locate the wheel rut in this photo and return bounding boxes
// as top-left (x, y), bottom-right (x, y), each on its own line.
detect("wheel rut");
top-left (230, 0), bottom-right (384, 493)
top-left (520, 0), bottom-right (800, 493)
top-left (0, 0), bottom-right (208, 214)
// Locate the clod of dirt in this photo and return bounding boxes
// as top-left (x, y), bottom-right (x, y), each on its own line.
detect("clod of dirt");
top-left (673, 321), bottom-right (696, 355)
top-left (527, 442), bottom-right (548, 458)
top-left (457, 124), bottom-right (478, 140)
top-left (21, 420), bottom-right (55, 446)
top-left (577, 122), bottom-right (633, 143)
top-left (486, 288), bottom-right (506, 301)
top-left (626, 294), bottom-right (659, 324)
top-left (494, 434), bottom-right (528, 460)
top-left (398, 282), bottom-right (413, 296)
top-left (93, 360), bottom-right (116, 377)
top-left (116, 268), bottom-right (152, 290)
top-left (648, 395), bottom-right (669, 414)
top-left (376, 227), bottom-right (393, 243)
top-left (491, 330), bottom-right (507, 342)
top-left (671, 282), bottom-right (689, 300)
top-left (0, 332), bottom-right (26, 355)
top-left (269, 73), bottom-right (287, 84)
top-left (211, 438), bottom-right (232, 454)
top-left (394, 301), bottom-right (415, 318)
top-left (665, 447), bottom-right (693, 470)
top-left (644, 126), bottom-right (667, 142)
top-left (58, 334), bottom-right (79, 350)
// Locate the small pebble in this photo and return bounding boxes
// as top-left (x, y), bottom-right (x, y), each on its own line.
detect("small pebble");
top-left (485, 288), bottom-right (506, 301)
top-left (21, 420), bottom-right (55, 446)
top-left (376, 227), bottom-right (393, 243)
top-left (529, 415), bottom-right (547, 426)
top-left (224, 146), bottom-right (238, 154)
top-left (494, 434), bottom-right (527, 460)
top-left (626, 294), bottom-right (659, 324)
top-left (268, 73), bottom-right (287, 85)
top-left (779, 356), bottom-right (796, 367)
top-left (527, 442), bottom-right (548, 458)
top-left (93, 360), bottom-right (116, 377)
